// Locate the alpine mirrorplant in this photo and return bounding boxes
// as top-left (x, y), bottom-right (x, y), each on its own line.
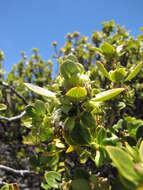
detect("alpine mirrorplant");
top-left (0, 20), bottom-right (143, 189)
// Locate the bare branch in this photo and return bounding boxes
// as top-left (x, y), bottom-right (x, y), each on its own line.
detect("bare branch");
top-left (0, 165), bottom-right (35, 176)
top-left (0, 81), bottom-right (28, 105)
top-left (0, 111), bottom-right (26, 122)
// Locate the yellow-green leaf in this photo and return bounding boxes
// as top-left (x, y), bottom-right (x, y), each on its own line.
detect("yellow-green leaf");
top-left (54, 138), bottom-right (65, 149)
top-left (45, 171), bottom-right (61, 189)
top-left (126, 62), bottom-right (143, 81)
top-left (106, 146), bottom-right (139, 183)
top-left (139, 141), bottom-right (143, 162)
top-left (24, 83), bottom-right (56, 98)
top-left (60, 59), bottom-right (81, 79)
top-left (100, 42), bottom-right (115, 56)
top-left (125, 142), bottom-right (139, 162)
top-left (66, 87), bottom-right (87, 99)
top-left (96, 61), bottom-right (110, 79)
top-left (91, 88), bottom-right (124, 102)
top-left (66, 145), bottom-right (74, 153)
top-left (109, 68), bottom-right (127, 82)
top-left (66, 54), bottom-right (78, 62)
top-left (0, 184), bottom-right (9, 190)
top-left (0, 104), bottom-right (7, 111)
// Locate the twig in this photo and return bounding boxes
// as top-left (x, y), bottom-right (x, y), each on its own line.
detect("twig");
top-left (0, 180), bottom-right (6, 186)
top-left (0, 165), bottom-right (35, 176)
top-left (0, 81), bottom-right (28, 105)
top-left (0, 111), bottom-right (26, 122)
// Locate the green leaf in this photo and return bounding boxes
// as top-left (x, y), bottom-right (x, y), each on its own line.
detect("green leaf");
top-left (63, 73), bottom-right (87, 88)
top-left (126, 62), bottom-right (143, 81)
top-left (41, 182), bottom-right (50, 190)
top-left (139, 141), bottom-right (143, 162)
top-left (40, 127), bottom-right (53, 142)
top-left (80, 111), bottom-right (96, 129)
top-left (117, 101), bottom-right (126, 110)
top-left (94, 149), bottom-right (104, 167)
top-left (96, 127), bottom-right (107, 145)
top-left (134, 163), bottom-right (143, 179)
top-left (60, 59), bottom-right (81, 79)
top-left (125, 142), bottom-right (139, 162)
top-left (0, 103), bottom-right (7, 111)
top-left (66, 54), bottom-right (78, 62)
top-left (22, 117), bottom-right (32, 128)
top-left (109, 68), bottom-right (127, 82)
top-left (74, 168), bottom-right (89, 179)
top-left (34, 100), bottom-right (46, 115)
top-left (94, 47), bottom-right (103, 56)
top-left (70, 179), bottom-right (91, 190)
top-left (96, 61), bottom-right (110, 79)
top-left (26, 105), bottom-right (37, 118)
top-left (91, 88), bottom-right (124, 102)
top-left (106, 146), bottom-right (140, 184)
top-left (64, 117), bottom-right (75, 145)
top-left (103, 134), bottom-right (119, 145)
top-left (66, 87), bottom-right (87, 99)
top-left (71, 123), bottom-right (91, 145)
top-left (0, 184), bottom-right (9, 190)
top-left (24, 83), bottom-right (56, 98)
top-left (100, 42), bottom-right (115, 56)
top-left (44, 171), bottom-right (61, 189)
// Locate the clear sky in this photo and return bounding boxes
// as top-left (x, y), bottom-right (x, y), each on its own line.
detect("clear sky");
top-left (0, 0), bottom-right (143, 75)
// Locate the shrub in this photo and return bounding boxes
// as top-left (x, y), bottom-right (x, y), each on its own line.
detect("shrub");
top-left (0, 20), bottom-right (143, 190)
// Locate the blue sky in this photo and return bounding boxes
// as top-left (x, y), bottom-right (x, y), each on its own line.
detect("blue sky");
top-left (0, 0), bottom-right (143, 75)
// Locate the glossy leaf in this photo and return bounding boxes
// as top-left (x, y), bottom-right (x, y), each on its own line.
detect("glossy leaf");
top-left (71, 123), bottom-right (91, 145)
top-left (96, 127), bottom-right (107, 145)
top-left (40, 127), bottom-right (53, 142)
top-left (45, 171), bottom-right (61, 189)
top-left (96, 61), bottom-right (110, 79)
top-left (139, 141), bottom-right (143, 162)
top-left (100, 42), bottom-right (115, 56)
top-left (67, 54), bottom-right (78, 62)
top-left (34, 100), bottom-right (46, 115)
top-left (80, 111), bottom-right (96, 129)
top-left (63, 73), bottom-right (87, 88)
top-left (125, 142), bottom-right (139, 162)
top-left (0, 184), bottom-right (9, 190)
top-left (66, 145), bottom-right (74, 153)
top-left (94, 149), bottom-right (104, 167)
top-left (0, 103), bottom-right (7, 111)
top-left (91, 88), bottom-right (124, 102)
top-left (60, 59), bottom-right (81, 79)
top-left (109, 68), bottom-right (127, 82)
top-left (126, 62), bottom-right (143, 81)
top-left (134, 163), bottom-right (143, 179)
top-left (106, 146), bottom-right (140, 184)
top-left (25, 83), bottom-right (56, 98)
top-left (64, 117), bottom-right (75, 145)
top-left (66, 87), bottom-right (87, 99)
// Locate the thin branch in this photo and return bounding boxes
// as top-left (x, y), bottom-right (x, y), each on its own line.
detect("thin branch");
top-left (0, 180), bottom-right (6, 186)
top-left (0, 81), bottom-right (28, 105)
top-left (0, 165), bottom-right (35, 176)
top-left (0, 111), bottom-right (26, 122)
